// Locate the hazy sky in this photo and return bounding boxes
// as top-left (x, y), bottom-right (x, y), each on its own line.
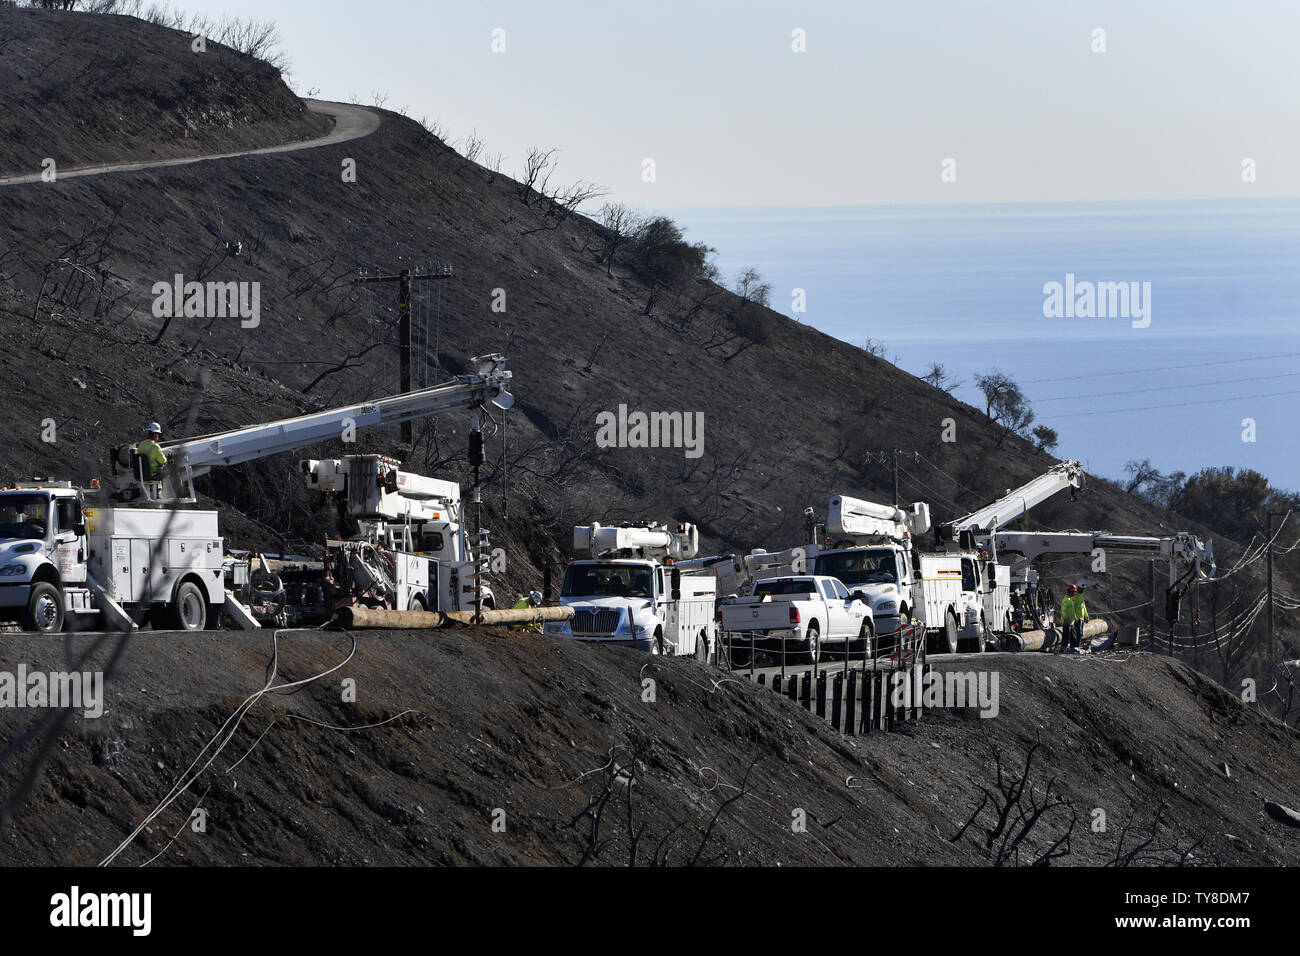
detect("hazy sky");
top-left (191, 0), bottom-right (1298, 208)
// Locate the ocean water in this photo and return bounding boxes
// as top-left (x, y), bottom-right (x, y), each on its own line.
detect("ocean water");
top-left (666, 200), bottom-right (1300, 494)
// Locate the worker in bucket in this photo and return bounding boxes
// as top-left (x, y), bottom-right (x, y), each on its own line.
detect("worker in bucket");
top-left (511, 590), bottom-right (543, 632)
top-left (1060, 584), bottom-right (1089, 650)
top-left (137, 423), bottom-right (168, 479)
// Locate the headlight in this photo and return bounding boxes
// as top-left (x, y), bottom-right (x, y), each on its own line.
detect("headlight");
top-left (0, 564), bottom-right (26, 577)
top-left (877, 601), bottom-right (897, 613)
top-left (633, 624), bottom-right (648, 635)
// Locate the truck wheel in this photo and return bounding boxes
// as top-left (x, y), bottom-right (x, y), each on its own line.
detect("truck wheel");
top-left (959, 614), bottom-right (984, 653)
top-left (410, 595), bottom-right (426, 612)
top-left (858, 620), bottom-right (874, 658)
top-left (695, 629), bottom-right (710, 663)
top-left (653, 628), bottom-right (666, 655)
top-left (941, 610), bottom-right (959, 655)
top-left (803, 622), bottom-right (821, 665)
top-left (169, 582), bottom-right (208, 632)
top-left (24, 582), bottom-right (64, 633)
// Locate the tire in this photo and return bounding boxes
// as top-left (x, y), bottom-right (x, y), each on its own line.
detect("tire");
top-left (410, 595), bottom-right (426, 612)
top-left (940, 610), bottom-right (959, 655)
top-left (652, 628), bottom-right (666, 655)
top-left (168, 581), bottom-right (208, 632)
top-left (959, 614), bottom-right (984, 653)
top-left (695, 629), bottom-right (710, 663)
top-left (23, 581), bottom-right (64, 633)
top-left (858, 619), bottom-right (875, 658)
top-left (802, 622), bottom-right (821, 665)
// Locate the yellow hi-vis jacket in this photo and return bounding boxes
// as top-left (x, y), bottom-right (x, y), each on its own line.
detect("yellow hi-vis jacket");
top-left (1061, 594), bottom-right (1088, 624)
top-left (511, 597), bottom-right (541, 632)
top-left (137, 439), bottom-right (167, 472)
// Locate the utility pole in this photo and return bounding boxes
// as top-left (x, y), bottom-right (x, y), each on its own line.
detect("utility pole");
top-left (1267, 511), bottom-right (1286, 664)
top-left (356, 265), bottom-right (454, 444)
top-left (871, 450), bottom-right (919, 507)
top-left (1148, 559), bottom-right (1156, 653)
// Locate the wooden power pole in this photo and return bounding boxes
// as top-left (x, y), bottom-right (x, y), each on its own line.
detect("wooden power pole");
top-left (356, 266), bottom-right (454, 443)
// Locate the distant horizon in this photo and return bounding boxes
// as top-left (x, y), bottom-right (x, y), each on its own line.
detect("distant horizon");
top-left (665, 200), bottom-right (1300, 493)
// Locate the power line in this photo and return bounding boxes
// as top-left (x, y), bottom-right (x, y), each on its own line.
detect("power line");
top-left (1031, 370), bottom-right (1300, 404)
top-left (954, 350), bottom-right (1300, 387)
top-left (1037, 387), bottom-right (1300, 420)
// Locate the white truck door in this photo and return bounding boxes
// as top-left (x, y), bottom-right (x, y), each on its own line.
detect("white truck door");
top-left (53, 497), bottom-right (87, 584)
top-left (830, 578), bottom-right (862, 638)
top-left (817, 579), bottom-right (844, 639)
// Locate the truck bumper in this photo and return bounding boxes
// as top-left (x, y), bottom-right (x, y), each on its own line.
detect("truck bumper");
top-left (0, 583), bottom-right (31, 609)
top-left (567, 635), bottom-right (655, 652)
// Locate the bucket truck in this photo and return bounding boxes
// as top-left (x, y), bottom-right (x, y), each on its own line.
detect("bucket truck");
top-left (811, 496), bottom-right (986, 653)
top-left (0, 355), bottom-right (512, 633)
top-left (251, 453), bottom-right (491, 627)
top-left (942, 460), bottom-right (1085, 637)
top-left (545, 522), bottom-right (717, 658)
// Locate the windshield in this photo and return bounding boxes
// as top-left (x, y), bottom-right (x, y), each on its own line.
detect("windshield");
top-left (754, 579), bottom-right (819, 597)
top-left (562, 564), bottom-right (654, 599)
top-left (814, 549), bottom-right (897, 586)
top-left (0, 494), bottom-right (50, 541)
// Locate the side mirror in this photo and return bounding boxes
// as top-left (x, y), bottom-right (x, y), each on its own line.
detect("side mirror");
top-left (75, 522), bottom-right (87, 537)
top-left (670, 568), bottom-right (681, 601)
top-left (851, 590), bottom-right (868, 604)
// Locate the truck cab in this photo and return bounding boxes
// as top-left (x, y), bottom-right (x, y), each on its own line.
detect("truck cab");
top-left (548, 558), bottom-right (715, 658)
top-left (0, 483), bottom-right (103, 632)
top-left (546, 522), bottom-right (716, 659)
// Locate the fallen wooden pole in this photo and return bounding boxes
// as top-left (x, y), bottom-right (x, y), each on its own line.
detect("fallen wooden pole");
top-left (334, 607), bottom-right (445, 630)
top-left (1010, 618), bottom-right (1110, 652)
top-left (441, 606), bottom-right (575, 626)
top-left (335, 604), bottom-right (575, 630)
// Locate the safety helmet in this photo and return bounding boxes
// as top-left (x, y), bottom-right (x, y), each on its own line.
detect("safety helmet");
top-left (529, 590), bottom-right (542, 606)
top-left (146, 422), bottom-right (162, 435)
top-left (1066, 584), bottom-right (1078, 595)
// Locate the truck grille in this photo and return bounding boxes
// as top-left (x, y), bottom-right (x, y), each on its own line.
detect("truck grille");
top-left (572, 607), bottom-right (622, 635)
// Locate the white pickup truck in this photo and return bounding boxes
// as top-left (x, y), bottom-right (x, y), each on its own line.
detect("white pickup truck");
top-left (719, 574), bottom-right (873, 664)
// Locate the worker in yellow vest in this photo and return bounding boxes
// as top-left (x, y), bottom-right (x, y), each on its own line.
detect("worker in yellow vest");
top-left (1060, 584), bottom-right (1089, 650)
top-left (511, 590), bottom-right (543, 632)
top-left (137, 423), bottom-right (168, 479)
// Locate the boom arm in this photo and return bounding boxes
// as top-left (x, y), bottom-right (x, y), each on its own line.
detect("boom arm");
top-left (949, 460), bottom-right (1084, 536)
top-left (573, 522), bottom-right (699, 561)
top-left (827, 496), bottom-right (931, 542)
top-left (140, 354), bottom-right (511, 500)
top-left (993, 530), bottom-right (1215, 581)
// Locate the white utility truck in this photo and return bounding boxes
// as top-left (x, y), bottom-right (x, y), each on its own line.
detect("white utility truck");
top-left (0, 480), bottom-right (225, 632)
top-left (249, 453), bottom-right (493, 627)
top-left (0, 354), bottom-right (513, 633)
top-left (546, 522), bottom-right (716, 658)
top-left (812, 496), bottom-right (987, 653)
top-left (719, 574), bottom-right (873, 663)
top-left (943, 460), bottom-right (1085, 637)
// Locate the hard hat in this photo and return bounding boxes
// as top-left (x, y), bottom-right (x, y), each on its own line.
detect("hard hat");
top-left (145, 422), bottom-right (161, 434)
top-left (1066, 584), bottom-right (1078, 594)
top-left (529, 590), bottom-right (542, 606)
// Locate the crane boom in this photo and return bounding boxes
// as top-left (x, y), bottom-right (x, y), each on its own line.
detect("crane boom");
top-left (948, 460), bottom-right (1084, 536)
top-left (121, 354), bottom-right (512, 501)
top-left (993, 530), bottom-right (1215, 579)
top-left (827, 496), bottom-right (931, 542)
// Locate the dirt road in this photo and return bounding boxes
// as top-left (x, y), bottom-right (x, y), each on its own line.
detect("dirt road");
top-left (0, 100), bottom-right (379, 187)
